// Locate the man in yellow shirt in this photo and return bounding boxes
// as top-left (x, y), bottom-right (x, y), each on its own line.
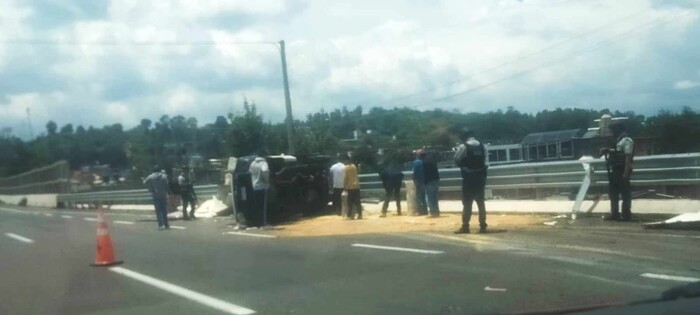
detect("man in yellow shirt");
top-left (344, 158), bottom-right (362, 220)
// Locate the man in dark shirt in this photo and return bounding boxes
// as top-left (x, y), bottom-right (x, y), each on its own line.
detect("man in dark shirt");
top-left (178, 166), bottom-right (198, 220)
top-left (453, 128), bottom-right (488, 234)
top-left (379, 159), bottom-right (404, 217)
top-left (600, 122), bottom-right (635, 221)
top-left (423, 151), bottom-right (441, 217)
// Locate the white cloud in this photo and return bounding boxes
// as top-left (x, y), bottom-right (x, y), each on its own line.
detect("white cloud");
top-left (107, 0), bottom-right (287, 26)
top-left (209, 29), bottom-right (278, 75)
top-left (106, 102), bottom-right (136, 125)
top-left (165, 85), bottom-right (197, 113)
top-left (0, 93), bottom-right (42, 120)
top-left (1, 0), bottom-right (700, 139)
top-left (674, 80), bottom-right (700, 90)
top-left (0, 0), bottom-right (33, 70)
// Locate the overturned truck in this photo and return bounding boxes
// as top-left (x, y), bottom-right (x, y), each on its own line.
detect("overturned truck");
top-left (225, 154), bottom-right (331, 225)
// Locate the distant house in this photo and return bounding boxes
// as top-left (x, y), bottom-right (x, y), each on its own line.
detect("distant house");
top-left (484, 143), bottom-right (524, 165)
top-left (521, 129), bottom-right (584, 162)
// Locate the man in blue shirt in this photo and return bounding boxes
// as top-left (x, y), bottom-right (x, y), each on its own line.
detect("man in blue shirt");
top-left (143, 165), bottom-right (170, 230)
top-left (412, 150), bottom-right (428, 215)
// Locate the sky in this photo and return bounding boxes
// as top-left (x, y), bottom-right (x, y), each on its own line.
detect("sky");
top-left (0, 0), bottom-right (699, 139)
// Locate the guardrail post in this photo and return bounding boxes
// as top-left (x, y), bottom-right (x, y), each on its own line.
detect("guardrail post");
top-left (405, 180), bottom-right (418, 215)
top-left (571, 158), bottom-right (595, 220)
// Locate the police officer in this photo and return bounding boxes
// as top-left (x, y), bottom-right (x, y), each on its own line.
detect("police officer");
top-left (453, 128), bottom-right (488, 234)
top-left (178, 166), bottom-right (198, 220)
top-left (600, 122), bottom-right (634, 221)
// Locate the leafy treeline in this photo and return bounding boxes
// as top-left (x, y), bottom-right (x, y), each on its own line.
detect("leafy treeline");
top-left (1, 101), bottom-right (699, 178)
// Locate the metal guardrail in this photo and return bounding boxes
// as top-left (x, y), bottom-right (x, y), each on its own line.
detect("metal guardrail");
top-left (57, 185), bottom-right (220, 206)
top-left (0, 160), bottom-right (71, 194)
top-left (55, 153), bottom-right (700, 207)
top-left (358, 153), bottom-right (700, 193)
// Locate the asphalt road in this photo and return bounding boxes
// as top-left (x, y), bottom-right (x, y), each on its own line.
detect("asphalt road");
top-left (1, 205), bottom-right (699, 315)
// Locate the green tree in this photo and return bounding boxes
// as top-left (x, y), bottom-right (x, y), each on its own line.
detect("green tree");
top-left (227, 99), bottom-right (265, 156)
top-left (46, 121), bottom-right (58, 136)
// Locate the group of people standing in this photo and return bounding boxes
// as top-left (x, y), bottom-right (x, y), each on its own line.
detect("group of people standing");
top-left (331, 128), bottom-right (491, 234)
top-left (407, 128), bottom-right (489, 233)
top-left (330, 158), bottom-right (363, 219)
top-left (143, 166), bottom-right (198, 230)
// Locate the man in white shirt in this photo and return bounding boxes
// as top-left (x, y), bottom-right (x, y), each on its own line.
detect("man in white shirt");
top-left (249, 156), bottom-right (270, 227)
top-left (330, 159), bottom-right (346, 215)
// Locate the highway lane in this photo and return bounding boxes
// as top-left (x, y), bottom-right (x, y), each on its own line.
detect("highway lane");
top-left (1, 205), bottom-right (699, 314)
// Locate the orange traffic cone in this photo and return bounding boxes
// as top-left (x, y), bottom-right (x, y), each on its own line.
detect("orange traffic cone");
top-left (90, 209), bottom-right (123, 267)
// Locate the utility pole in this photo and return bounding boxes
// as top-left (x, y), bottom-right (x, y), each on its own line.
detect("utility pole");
top-left (278, 40), bottom-right (295, 155)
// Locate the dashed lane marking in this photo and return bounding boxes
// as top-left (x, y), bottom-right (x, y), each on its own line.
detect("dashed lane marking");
top-left (567, 271), bottom-right (660, 291)
top-left (484, 286), bottom-right (507, 292)
top-left (351, 243), bottom-right (444, 255)
top-left (640, 273), bottom-right (700, 283)
top-left (224, 231), bottom-right (276, 238)
top-left (5, 232), bottom-right (34, 244)
top-left (110, 266), bottom-right (255, 315)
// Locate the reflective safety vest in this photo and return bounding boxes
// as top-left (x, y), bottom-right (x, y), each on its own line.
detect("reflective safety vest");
top-left (459, 142), bottom-right (486, 171)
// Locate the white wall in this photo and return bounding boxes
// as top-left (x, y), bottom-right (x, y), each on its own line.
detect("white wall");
top-left (0, 194), bottom-right (58, 208)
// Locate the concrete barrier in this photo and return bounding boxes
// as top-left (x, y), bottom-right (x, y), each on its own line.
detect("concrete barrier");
top-left (0, 194), bottom-right (58, 208)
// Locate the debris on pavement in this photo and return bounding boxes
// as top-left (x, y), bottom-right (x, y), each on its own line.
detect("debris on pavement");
top-left (484, 286), bottom-right (507, 292)
top-left (195, 196), bottom-right (230, 218)
top-left (269, 212), bottom-right (549, 237)
top-left (643, 212), bottom-right (700, 230)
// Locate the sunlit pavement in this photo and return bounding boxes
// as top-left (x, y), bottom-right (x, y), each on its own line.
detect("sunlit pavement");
top-left (1, 205), bottom-right (699, 315)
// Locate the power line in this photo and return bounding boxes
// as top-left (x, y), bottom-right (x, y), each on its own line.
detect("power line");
top-left (338, 8), bottom-right (690, 122)
top-left (415, 10), bottom-right (691, 108)
top-left (357, 8), bottom-right (650, 109)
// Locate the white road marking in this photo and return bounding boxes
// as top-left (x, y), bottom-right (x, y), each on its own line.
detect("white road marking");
top-left (5, 232), bottom-right (35, 244)
top-left (567, 271), bottom-right (660, 291)
top-left (351, 243), bottom-right (444, 255)
top-left (640, 273), bottom-right (700, 283)
top-left (61, 215), bottom-right (72, 219)
top-left (43, 213), bottom-right (54, 217)
top-left (84, 217), bottom-right (98, 222)
top-left (484, 286), bottom-right (507, 292)
top-left (224, 231), bottom-right (276, 239)
top-left (109, 266), bottom-right (255, 315)
top-left (169, 225), bottom-right (186, 230)
top-left (114, 220), bottom-right (134, 225)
